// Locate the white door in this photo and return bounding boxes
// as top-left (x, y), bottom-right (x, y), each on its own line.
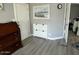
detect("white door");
top-left (64, 3), bottom-right (71, 43)
top-left (13, 3), bottom-right (30, 40)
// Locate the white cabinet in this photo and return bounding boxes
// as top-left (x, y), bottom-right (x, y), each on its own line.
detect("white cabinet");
top-left (33, 24), bottom-right (47, 38)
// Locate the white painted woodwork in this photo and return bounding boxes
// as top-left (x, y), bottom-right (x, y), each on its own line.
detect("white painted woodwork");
top-left (64, 3), bottom-right (71, 43)
top-left (13, 3), bottom-right (31, 40)
top-left (33, 24), bottom-right (47, 38)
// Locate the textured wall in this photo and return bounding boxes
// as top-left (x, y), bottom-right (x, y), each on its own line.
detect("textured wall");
top-left (0, 3), bottom-right (14, 23)
top-left (29, 3), bottom-right (65, 38)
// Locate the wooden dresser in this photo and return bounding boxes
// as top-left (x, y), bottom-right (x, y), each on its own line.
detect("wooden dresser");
top-left (0, 22), bottom-right (22, 55)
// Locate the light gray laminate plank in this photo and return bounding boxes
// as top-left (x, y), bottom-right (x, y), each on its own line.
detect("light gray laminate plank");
top-left (12, 35), bottom-right (79, 55)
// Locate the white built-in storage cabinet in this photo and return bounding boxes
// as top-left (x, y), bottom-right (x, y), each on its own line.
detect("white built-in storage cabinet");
top-left (33, 24), bottom-right (47, 38)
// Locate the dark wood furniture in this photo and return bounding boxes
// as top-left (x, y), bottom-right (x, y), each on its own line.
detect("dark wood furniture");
top-left (0, 22), bottom-right (22, 55)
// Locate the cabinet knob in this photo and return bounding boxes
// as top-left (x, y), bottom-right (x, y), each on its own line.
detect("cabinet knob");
top-left (36, 29), bottom-right (38, 31)
top-left (16, 44), bottom-right (19, 46)
top-left (42, 30), bottom-right (44, 32)
top-left (14, 33), bottom-right (17, 36)
top-left (42, 24), bottom-right (44, 26)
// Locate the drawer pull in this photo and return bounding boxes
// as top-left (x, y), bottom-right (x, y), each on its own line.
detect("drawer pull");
top-left (16, 44), bottom-right (19, 46)
top-left (42, 24), bottom-right (44, 26)
top-left (14, 33), bottom-right (17, 35)
top-left (42, 30), bottom-right (44, 32)
top-left (36, 29), bottom-right (38, 31)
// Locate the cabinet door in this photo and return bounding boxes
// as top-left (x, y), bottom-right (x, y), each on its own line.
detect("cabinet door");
top-left (33, 24), bottom-right (47, 38)
top-left (33, 24), bottom-right (40, 37)
top-left (40, 24), bottom-right (47, 38)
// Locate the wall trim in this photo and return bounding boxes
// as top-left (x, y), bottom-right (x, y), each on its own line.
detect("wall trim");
top-left (28, 34), bottom-right (33, 37)
top-left (22, 34), bottom-right (64, 41)
top-left (22, 34), bottom-right (33, 40)
top-left (47, 36), bottom-right (64, 40)
top-left (32, 34), bottom-right (64, 40)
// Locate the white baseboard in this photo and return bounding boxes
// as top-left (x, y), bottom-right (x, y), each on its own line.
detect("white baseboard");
top-left (27, 34), bottom-right (33, 38)
top-left (32, 34), bottom-right (64, 40)
top-left (47, 36), bottom-right (64, 40)
top-left (22, 34), bottom-right (33, 40)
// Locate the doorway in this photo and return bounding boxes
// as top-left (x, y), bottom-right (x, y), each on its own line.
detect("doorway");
top-left (68, 3), bottom-right (79, 48)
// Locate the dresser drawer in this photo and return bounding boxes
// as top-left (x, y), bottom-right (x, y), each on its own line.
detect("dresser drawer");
top-left (0, 42), bottom-right (22, 55)
top-left (0, 34), bottom-right (20, 50)
top-left (0, 22), bottom-right (22, 55)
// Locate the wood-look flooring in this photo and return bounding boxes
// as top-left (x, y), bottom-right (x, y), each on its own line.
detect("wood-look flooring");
top-left (68, 31), bottom-right (79, 45)
top-left (12, 36), bottom-right (79, 55)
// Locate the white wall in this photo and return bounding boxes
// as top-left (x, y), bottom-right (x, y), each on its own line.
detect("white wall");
top-left (48, 4), bottom-right (65, 38)
top-left (0, 3), bottom-right (14, 23)
top-left (0, 3), bottom-right (65, 40)
top-left (0, 3), bottom-right (31, 40)
top-left (13, 3), bottom-right (31, 40)
top-left (29, 3), bottom-right (65, 39)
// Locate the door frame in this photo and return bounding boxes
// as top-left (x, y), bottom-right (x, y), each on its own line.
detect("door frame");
top-left (63, 3), bottom-right (71, 43)
top-left (13, 4), bottom-right (31, 40)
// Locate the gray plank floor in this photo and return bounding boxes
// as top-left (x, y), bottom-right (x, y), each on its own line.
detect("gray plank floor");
top-left (12, 36), bottom-right (79, 55)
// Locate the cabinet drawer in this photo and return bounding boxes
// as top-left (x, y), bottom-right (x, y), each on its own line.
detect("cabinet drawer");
top-left (0, 42), bottom-right (22, 55)
top-left (33, 24), bottom-right (47, 29)
top-left (33, 24), bottom-right (38, 29)
top-left (0, 34), bottom-right (20, 49)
